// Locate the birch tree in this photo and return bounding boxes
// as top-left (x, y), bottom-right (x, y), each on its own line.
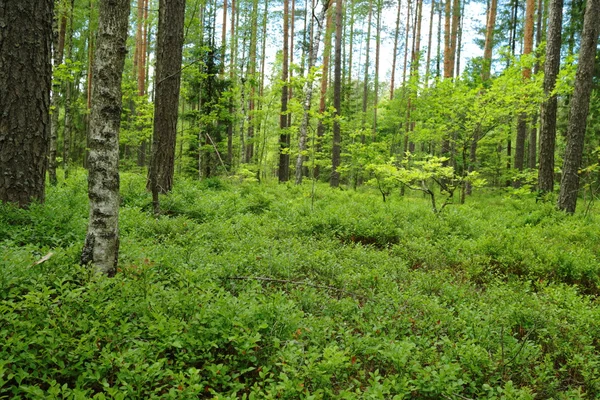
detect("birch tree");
top-left (81, 0), bottom-right (130, 275)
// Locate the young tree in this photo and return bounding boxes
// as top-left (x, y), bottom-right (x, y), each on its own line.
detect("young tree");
top-left (557, 0), bottom-right (600, 213)
top-left (330, 0), bottom-right (343, 187)
top-left (148, 0), bottom-right (186, 213)
top-left (81, 0), bottom-right (130, 275)
top-left (537, 0), bottom-right (563, 193)
top-left (0, 0), bottom-right (53, 207)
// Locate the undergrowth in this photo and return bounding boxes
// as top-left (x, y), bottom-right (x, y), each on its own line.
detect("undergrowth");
top-left (1, 171), bottom-right (600, 399)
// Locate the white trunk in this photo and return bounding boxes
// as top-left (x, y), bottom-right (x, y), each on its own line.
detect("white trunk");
top-left (81, 0), bottom-right (131, 275)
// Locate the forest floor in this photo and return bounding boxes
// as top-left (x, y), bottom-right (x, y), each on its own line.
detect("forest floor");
top-left (1, 171), bottom-right (600, 399)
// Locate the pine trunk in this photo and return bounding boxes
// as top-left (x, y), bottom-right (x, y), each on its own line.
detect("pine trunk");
top-left (278, 0), bottom-right (291, 182)
top-left (0, 0), bottom-right (53, 207)
top-left (538, 0), bottom-right (563, 193)
top-left (149, 0), bottom-right (186, 210)
top-left (389, 0), bottom-right (402, 99)
top-left (330, 0), bottom-right (343, 187)
top-left (557, 0), bottom-right (599, 213)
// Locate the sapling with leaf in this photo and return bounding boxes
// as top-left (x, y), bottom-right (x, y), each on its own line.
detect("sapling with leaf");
top-left (367, 154), bottom-right (486, 213)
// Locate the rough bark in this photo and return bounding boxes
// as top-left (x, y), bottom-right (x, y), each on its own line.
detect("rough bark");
top-left (0, 0), bottom-right (53, 207)
top-left (330, 0), bottom-right (342, 188)
top-left (81, 0), bottom-right (130, 275)
top-left (514, 0), bottom-right (535, 178)
top-left (295, 0), bottom-right (328, 184)
top-left (372, 0), bottom-right (382, 140)
top-left (538, 0), bottom-right (563, 193)
top-left (527, 0), bottom-right (544, 170)
top-left (557, 0), bottom-right (599, 213)
top-left (149, 0), bottom-right (186, 211)
top-left (278, 0), bottom-right (291, 182)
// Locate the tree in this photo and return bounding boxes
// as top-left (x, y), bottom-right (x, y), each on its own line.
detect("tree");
top-left (278, 0), bottom-right (291, 183)
top-left (330, 0), bottom-right (343, 187)
top-left (557, 0), bottom-right (600, 213)
top-left (0, 0), bottom-right (53, 207)
top-left (537, 0), bottom-right (563, 193)
top-left (148, 0), bottom-right (186, 214)
top-left (513, 0), bottom-right (535, 179)
top-left (295, 0), bottom-right (329, 184)
top-left (81, 0), bottom-right (130, 275)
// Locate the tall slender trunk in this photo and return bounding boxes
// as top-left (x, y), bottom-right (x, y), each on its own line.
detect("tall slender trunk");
top-left (227, 0), bottom-right (236, 166)
top-left (288, 0), bottom-right (296, 128)
top-left (402, 0), bottom-right (413, 86)
top-left (481, 0), bottom-right (498, 80)
top-left (49, 6), bottom-right (68, 185)
top-left (528, 0), bottom-right (544, 170)
top-left (221, 0), bottom-right (227, 75)
top-left (314, 0), bottom-right (333, 180)
top-left (513, 0), bottom-right (535, 181)
top-left (538, 0), bottom-right (563, 193)
top-left (425, 0), bottom-right (435, 84)
top-left (346, 1), bottom-right (355, 90)
top-left (372, 0), bottom-right (382, 140)
top-left (390, 0), bottom-right (403, 99)
top-left (278, 0), bottom-right (291, 182)
top-left (449, 0), bottom-right (460, 78)
top-left (361, 0), bottom-right (374, 142)
top-left (330, 0), bottom-right (343, 187)
top-left (295, 0), bottom-right (329, 184)
top-left (245, 0), bottom-right (259, 163)
top-left (63, 0), bottom-right (75, 180)
top-left (557, 0), bottom-right (600, 213)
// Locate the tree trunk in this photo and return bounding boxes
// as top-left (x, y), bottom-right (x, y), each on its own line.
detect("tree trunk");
top-left (361, 0), bottom-right (373, 142)
top-left (528, 0), bottom-right (544, 170)
top-left (513, 0), bottom-right (535, 179)
top-left (148, 0), bottom-right (186, 210)
top-left (81, 0), bottom-right (130, 275)
top-left (449, 0), bottom-right (460, 78)
top-left (402, 0), bottom-right (413, 85)
top-left (538, 0), bottom-right (563, 193)
top-left (220, 0), bottom-right (227, 75)
top-left (63, 0), bottom-right (76, 180)
top-left (295, 0), bottom-right (328, 184)
top-left (481, 0), bottom-right (497, 81)
top-left (330, 0), bottom-right (343, 188)
top-left (0, 0), bottom-right (53, 207)
top-left (424, 0), bottom-right (435, 84)
top-left (245, 0), bottom-right (259, 163)
top-left (557, 0), bottom-right (599, 213)
top-left (314, 0), bottom-right (333, 180)
top-left (278, 0), bottom-right (291, 182)
top-left (390, 0), bottom-right (402, 99)
top-left (49, 6), bottom-right (68, 186)
top-left (372, 0), bottom-right (382, 140)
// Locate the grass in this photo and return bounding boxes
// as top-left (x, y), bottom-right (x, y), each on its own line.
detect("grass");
top-left (1, 171), bottom-right (600, 399)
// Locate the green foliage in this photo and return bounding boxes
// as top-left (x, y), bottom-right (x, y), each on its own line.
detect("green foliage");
top-left (2, 175), bottom-right (600, 398)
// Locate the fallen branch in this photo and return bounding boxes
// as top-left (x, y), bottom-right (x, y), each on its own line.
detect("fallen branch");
top-left (225, 276), bottom-right (368, 300)
top-left (33, 252), bottom-right (54, 266)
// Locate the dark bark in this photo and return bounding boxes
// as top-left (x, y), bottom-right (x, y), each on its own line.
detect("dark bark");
top-left (330, 0), bottom-right (342, 187)
top-left (538, 0), bottom-right (563, 193)
top-left (81, 0), bottom-right (130, 274)
top-left (0, 0), bottom-right (53, 207)
top-left (278, 0), bottom-right (291, 182)
top-left (149, 0), bottom-right (186, 204)
top-left (557, 0), bottom-right (600, 213)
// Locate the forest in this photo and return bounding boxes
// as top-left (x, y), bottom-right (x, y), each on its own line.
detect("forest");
top-left (1, 0), bottom-right (600, 397)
